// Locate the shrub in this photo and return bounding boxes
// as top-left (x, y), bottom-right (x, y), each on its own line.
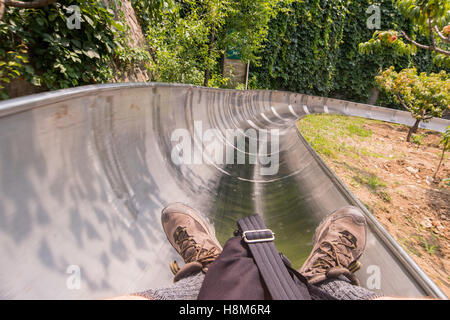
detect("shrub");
top-left (375, 67), bottom-right (450, 142)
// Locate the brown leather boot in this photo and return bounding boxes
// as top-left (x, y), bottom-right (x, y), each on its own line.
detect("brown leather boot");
top-left (298, 206), bottom-right (367, 286)
top-left (161, 203), bottom-right (222, 282)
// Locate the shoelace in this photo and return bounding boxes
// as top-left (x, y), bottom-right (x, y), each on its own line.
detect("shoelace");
top-left (171, 227), bottom-right (220, 274)
top-left (311, 231), bottom-right (361, 283)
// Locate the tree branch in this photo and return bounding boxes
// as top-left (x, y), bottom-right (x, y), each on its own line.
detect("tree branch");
top-left (396, 93), bottom-right (413, 112)
top-left (428, 17), bottom-right (437, 48)
top-left (434, 25), bottom-right (450, 44)
top-left (4, 0), bottom-right (57, 9)
top-left (400, 31), bottom-right (450, 56)
top-left (0, 0), bottom-right (5, 20)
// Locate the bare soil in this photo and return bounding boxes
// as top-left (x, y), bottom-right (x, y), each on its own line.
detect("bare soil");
top-left (300, 117), bottom-right (450, 297)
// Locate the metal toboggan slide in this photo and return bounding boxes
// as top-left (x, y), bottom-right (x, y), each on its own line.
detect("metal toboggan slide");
top-left (0, 83), bottom-right (447, 299)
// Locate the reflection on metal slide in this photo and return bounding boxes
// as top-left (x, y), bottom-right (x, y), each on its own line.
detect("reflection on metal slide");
top-left (0, 83), bottom-right (448, 299)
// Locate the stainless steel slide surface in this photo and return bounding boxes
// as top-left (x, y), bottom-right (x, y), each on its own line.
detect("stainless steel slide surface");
top-left (0, 83), bottom-right (447, 299)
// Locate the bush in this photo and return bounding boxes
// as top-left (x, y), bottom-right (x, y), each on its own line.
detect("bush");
top-left (251, 0), bottom-right (447, 106)
top-left (0, 0), bottom-right (143, 99)
top-left (376, 67), bottom-right (450, 142)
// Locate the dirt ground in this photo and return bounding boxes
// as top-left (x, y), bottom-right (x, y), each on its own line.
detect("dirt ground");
top-left (298, 116), bottom-right (449, 297)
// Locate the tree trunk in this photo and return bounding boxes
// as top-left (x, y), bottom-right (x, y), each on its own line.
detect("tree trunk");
top-left (203, 67), bottom-right (211, 87)
top-left (406, 118), bottom-right (421, 142)
top-left (0, 0), bottom-right (4, 21)
top-left (203, 31), bottom-right (215, 87)
top-left (4, 0), bottom-right (57, 9)
top-left (102, 0), bottom-right (151, 82)
top-left (434, 148), bottom-right (446, 180)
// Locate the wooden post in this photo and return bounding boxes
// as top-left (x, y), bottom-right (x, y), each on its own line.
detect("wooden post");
top-left (245, 60), bottom-right (250, 90)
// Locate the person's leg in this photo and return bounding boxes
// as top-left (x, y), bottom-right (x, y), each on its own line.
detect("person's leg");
top-left (298, 206), bottom-right (379, 300)
top-left (133, 272), bottom-right (206, 300)
top-left (130, 203), bottom-right (222, 300)
top-left (314, 278), bottom-right (379, 300)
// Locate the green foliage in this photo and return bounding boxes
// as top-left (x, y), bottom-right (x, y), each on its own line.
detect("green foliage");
top-left (434, 126), bottom-right (450, 179)
top-left (145, 1), bottom-right (212, 84)
top-left (2, 0), bottom-right (448, 104)
top-left (360, 0), bottom-right (450, 68)
top-left (359, 30), bottom-right (417, 57)
top-left (355, 173), bottom-right (387, 191)
top-left (250, 0), bottom-right (436, 104)
top-left (347, 123), bottom-right (372, 137)
top-left (145, 0), bottom-right (286, 87)
top-left (131, 0), bottom-right (168, 30)
top-left (440, 126), bottom-right (450, 153)
top-left (222, 0), bottom-right (289, 65)
top-left (410, 132), bottom-right (427, 145)
top-left (0, 43), bottom-right (37, 100)
top-left (376, 67), bottom-right (450, 123)
top-left (297, 114), bottom-right (375, 159)
top-left (252, 0), bottom-right (349, 95)
top-left (415, 235), bottom-right (438, 255)
top-left (443, 177), bottom-right (450, 186)
top-left (0, 0), bottom-right (149, 99)
top-left (333, 0), bottom-right (408, 103)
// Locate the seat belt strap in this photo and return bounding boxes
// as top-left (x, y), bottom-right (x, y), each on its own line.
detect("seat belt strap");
top-left (237, 214), bottom-right (311, 300)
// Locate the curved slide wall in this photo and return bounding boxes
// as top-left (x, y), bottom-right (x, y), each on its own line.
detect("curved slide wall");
top-left (0, 83), bottom-right (447, 299)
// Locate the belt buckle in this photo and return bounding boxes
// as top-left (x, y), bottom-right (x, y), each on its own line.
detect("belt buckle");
top-left (242, 229), bottom-right (275, 243)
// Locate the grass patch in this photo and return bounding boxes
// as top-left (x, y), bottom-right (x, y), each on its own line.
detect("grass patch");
top-left (414, 235), bottom-right (440, 256)
top-left (348, 123), bottom-right (372, 137)
top-left (353, 173), bottom-right (386, 191)
top-left (399, 238), bottom-right (423, 257)
top-left (411, 133), bottom-right (427, 146)
top-left (377, 190), bottom-right (392, 202)
top-left (310, 135), bottom-right (336, 158)
top-left (352, 171), bottom-right (391, 202)
top-left (298, 114), bottom-right (375, 160)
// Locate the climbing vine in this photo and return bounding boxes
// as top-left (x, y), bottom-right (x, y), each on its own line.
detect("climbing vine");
top-left (251, 0), bottom-right (448, 107)
top-left (0, 0), bottom-right (146, 99)
top-left (252, 0), bottom-right (349, 96)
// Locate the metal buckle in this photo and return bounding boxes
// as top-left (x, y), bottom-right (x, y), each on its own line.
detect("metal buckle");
top-left (242, 229), bottom-right (275, 243)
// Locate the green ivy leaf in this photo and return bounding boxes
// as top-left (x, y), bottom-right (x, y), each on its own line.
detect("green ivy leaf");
top-left (83, 50), bottom-right (100, 59)
top-left (111, 20), bottom-right (125, 32)
top-left (84, 16), bottom-right (95, 27)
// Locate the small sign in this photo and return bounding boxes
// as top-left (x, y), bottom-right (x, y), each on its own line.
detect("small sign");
top-left (226, 46), bottom-right (242, 60)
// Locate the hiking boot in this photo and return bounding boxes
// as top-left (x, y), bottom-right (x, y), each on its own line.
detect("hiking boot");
top-left (298, 206), bottom-right (367, 286)
top-left (161, 202), bottom-right (222, 282)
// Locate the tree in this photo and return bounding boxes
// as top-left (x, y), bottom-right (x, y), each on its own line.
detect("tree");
top-left (0, 1), bottom-right (4, 20)
top-left (1, 0), bottom-right (143, 99)
top-left (199, 0), bottom-right (286, 86)
top-left (434, 126), bottom-right (450, 179)
top-left (396, 0), bottom-right (449, 56)
top-left (0, 0), bottom-right (58, 19)
top-left (359, 0), bottom-right (450, 68)
top-left (2, 1), bottom-right (57, 9)
top-left (145, 0), bottom-right (286, 87)
top-left (375, 67), bottom-right (450, 142)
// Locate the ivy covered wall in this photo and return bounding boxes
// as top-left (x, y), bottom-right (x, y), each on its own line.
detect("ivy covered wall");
top-left (251, 0), bottom-right (448, 107)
